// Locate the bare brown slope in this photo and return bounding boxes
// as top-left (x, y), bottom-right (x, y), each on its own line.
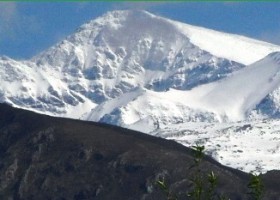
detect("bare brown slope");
top-left (0, 103), bottom-right (279, 200)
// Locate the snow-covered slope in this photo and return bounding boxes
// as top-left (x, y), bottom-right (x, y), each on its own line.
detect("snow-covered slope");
top-left (172, 20), bottom-right (280, 65)
top-left (1, 10), bottom-right (280, 173)
top-left (155, 119), bottom-right (280, 174)
top-left (84, 51), bottom-right (280, 127)
top-left (199, 52), bottom-right (280, 120)
top-left (129, 10), bottom-right (280, 66)
top-left (83, 88), bottom-right (218, 131)
top-left (0, 56), bottom-right (96, 117)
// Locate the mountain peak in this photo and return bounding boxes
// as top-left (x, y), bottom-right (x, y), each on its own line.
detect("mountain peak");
top-left (96, 9), bottom-right (155, 20)
top-left (78, 10), bottom-right (155, 32)
top-left (34, 9), bottom-right (280, 67)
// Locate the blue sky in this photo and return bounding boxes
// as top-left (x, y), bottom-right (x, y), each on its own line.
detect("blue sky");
top-left (1, 2), bottom-right (280, 59)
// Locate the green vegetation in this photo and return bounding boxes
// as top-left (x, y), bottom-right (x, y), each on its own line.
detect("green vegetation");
top-left (187, 144), bottom-right (205, 200)
top-left (247, 173), bottom-right (264, 200)
top-left (206, 171), bottom-right (218, 200)
top-left (187, 144), bottom-right (225, 200)
top-left (157, 144), bottom-right (264, 200)
top-left (157, 178), bottom-right (178, 200)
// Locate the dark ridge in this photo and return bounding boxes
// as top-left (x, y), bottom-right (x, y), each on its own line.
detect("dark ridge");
top-left (0, 103), bottom-right (279, 200)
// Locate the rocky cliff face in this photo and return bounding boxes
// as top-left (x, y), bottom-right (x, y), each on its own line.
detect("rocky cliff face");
top-left (0, 103), bottom-right (280, 200)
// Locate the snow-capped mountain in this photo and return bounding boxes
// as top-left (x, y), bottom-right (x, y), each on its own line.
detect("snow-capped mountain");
top-left (1, 10), bottom-right (280, 173)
